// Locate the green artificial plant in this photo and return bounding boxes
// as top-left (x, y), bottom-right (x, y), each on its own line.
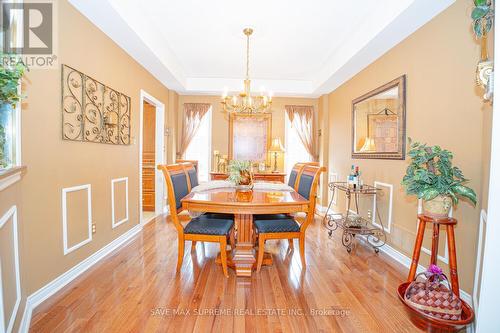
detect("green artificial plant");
top-left (471, 0), bottom-right (494, 38)
top-left (227, 160), bottom-right (252, 185)
top-left (401, 139), bottom-right (477, 206)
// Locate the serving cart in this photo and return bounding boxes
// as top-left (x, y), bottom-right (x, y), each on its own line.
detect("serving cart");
top-left (323, 182), bottom-right (387, 253)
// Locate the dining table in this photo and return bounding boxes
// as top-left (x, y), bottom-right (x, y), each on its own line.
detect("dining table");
top-left (181, 187), bottom-right (309, 277)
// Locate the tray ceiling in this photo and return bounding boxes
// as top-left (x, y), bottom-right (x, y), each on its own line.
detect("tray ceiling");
top-left (69, 0), bottom-right (454, 97)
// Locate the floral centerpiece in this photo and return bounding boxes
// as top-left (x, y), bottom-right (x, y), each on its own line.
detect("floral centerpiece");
top-left (228, 160), bottom-right (254, 191)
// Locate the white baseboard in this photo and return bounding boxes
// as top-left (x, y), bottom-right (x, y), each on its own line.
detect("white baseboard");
top-left (316, 204), bottom-right (327, 214)
top-left (315, 204), bottom-right (339, 216)
top-left (18, 224), bottom-right (142, 333)
top-left (358, 236), bottom-right (473, 306)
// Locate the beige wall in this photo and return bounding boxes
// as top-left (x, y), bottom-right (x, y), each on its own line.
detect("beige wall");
top-left (167, 90), bottom-right (179, 164)
top-left (0, 179), bottom-right (25, 331)
top-left (326, 0), bottom-right (492, 294)
top-left (318, 95), bottom-right (330, 205)
top-left (0, 218), bottom-right (16, 330)
top-left (0, 1), bottom-right (175, 330)
top-left (177, 95), bottom-right (319, 172)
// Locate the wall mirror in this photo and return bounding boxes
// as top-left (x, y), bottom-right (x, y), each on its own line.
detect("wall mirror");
top-left (229, 113), bottom-right (271, 162)
top-left (352, 75), bottom-right (406, 160)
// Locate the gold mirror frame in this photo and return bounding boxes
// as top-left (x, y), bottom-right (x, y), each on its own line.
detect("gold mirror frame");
top-left (352, 75), bottom-right (406, 160)
top-left (229, 113), bottom-right (272, 163)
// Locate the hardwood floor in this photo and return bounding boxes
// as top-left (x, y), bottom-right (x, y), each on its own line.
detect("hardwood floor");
top-left (30, 214), bottom-right (421, 332)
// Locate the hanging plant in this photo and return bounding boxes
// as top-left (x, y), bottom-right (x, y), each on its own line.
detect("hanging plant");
top-left (471, 0), bottom-right (494, 38)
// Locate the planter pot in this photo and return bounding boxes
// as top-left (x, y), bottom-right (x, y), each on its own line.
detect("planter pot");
top-left (235, 184), bottom-right (253, 192)
top-left (423, 195), bottom-right (452, 218)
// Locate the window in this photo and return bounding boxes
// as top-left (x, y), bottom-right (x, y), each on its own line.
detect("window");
top-left (1, 7), bottom-right (22, 171)
top-left (184, 107), bottom-right (211, 182)
top-left (0, 103), bottom-right (19, 170)
top-left (285, 111), bottom-right (311, 179)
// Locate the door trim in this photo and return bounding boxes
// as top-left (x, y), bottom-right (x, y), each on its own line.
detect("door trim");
top-left (139, 90), bottom-right (165, 225)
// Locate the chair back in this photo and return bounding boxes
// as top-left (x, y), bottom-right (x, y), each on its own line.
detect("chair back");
top-left (296, 164), bottom-right (326, 212)
top-left (158, 163), bottom-right (193, 233)
top-left (288, 162), bottom-right (320, 190)
top-left (179, 162), bottom-right (199, 188)
top-left (294, 164), bottom-right (325, 232)
top-left (176, 159), bottom-right (198, 172)
top-left (288, 163), bottom-right (306, 189)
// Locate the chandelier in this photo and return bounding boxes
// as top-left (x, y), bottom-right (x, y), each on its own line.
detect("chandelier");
top-left (221, 28), bottom-right (273, 114)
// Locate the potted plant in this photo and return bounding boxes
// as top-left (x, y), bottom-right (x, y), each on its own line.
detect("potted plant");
top-left (0, 56), bottom-right (27, 168)
top-left (471, 0), bottom-right (494, 101)
top-left (228, 160), bottom-right (254, 191)
top-left (402, 140), bottom-right (477, 218)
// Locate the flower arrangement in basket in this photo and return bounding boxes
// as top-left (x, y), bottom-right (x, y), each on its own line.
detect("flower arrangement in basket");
top-left (228, 160), bottom-right (254, 191)
top-left (404, 265), bottom-right (462, 321)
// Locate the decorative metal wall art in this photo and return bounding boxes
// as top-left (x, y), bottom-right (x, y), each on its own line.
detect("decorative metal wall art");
top-left (62, 65), bottom-right (131, 145)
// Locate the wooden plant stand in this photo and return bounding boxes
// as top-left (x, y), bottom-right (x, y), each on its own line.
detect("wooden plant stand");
top-left (397, 214), bottom-right (474, 332)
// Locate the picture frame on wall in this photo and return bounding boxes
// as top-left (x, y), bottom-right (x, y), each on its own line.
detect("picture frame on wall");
top-left (352, 75), bottom-right (406, 160)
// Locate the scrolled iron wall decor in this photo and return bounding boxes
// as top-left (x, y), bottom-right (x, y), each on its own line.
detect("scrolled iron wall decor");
top-left (62, 64), bottom-right (131, 145)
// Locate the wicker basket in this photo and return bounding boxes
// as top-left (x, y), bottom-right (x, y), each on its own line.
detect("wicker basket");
top-left (404, 271), bottom-right (462, 321)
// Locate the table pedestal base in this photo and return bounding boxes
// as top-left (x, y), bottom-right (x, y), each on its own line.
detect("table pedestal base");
top-left (216, 250), bottom-right (273, 277)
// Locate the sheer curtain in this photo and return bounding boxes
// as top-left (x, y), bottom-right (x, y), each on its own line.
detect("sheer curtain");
top-left (177, 103), bottom-right (211, 157)
top-left (285, 114), bottom-right (311, 179)
top-left (184, 108), bottom-right (211, 182)
top-left (284, 105), bottom-right (316, 161)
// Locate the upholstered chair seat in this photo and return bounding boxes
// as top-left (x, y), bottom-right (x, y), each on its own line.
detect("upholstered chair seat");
top-left (184, 215), bottom-right (234, 235)
top-left (254, 218), bottom-right (300, 233)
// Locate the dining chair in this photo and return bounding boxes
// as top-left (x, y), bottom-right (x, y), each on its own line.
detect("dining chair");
top-left (287, 162), bottom-right (319, 189)
top-left (178, 161), bottom-right (199, 188)
top-left (287, 162), bottom-right (307, 189)
top-left (176, 159), bottom-right (199, 173)
top-left (158, 163), bottom-right (235, 277)
top-left (254, 161), bottom-right (318, 223)
top-left (254, 164), bottom-right (325, 272)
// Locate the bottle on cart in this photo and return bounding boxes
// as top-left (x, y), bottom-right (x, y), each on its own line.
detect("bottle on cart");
top-left (348, 165), bottom-right (361, 188)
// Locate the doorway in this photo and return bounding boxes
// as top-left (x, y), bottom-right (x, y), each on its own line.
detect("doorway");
top-left (139, 90), bottom-right (165, 225)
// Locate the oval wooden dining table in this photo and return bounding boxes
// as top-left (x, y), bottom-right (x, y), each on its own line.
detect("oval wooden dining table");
top-left (181, 188), bottom-right (309, 277)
